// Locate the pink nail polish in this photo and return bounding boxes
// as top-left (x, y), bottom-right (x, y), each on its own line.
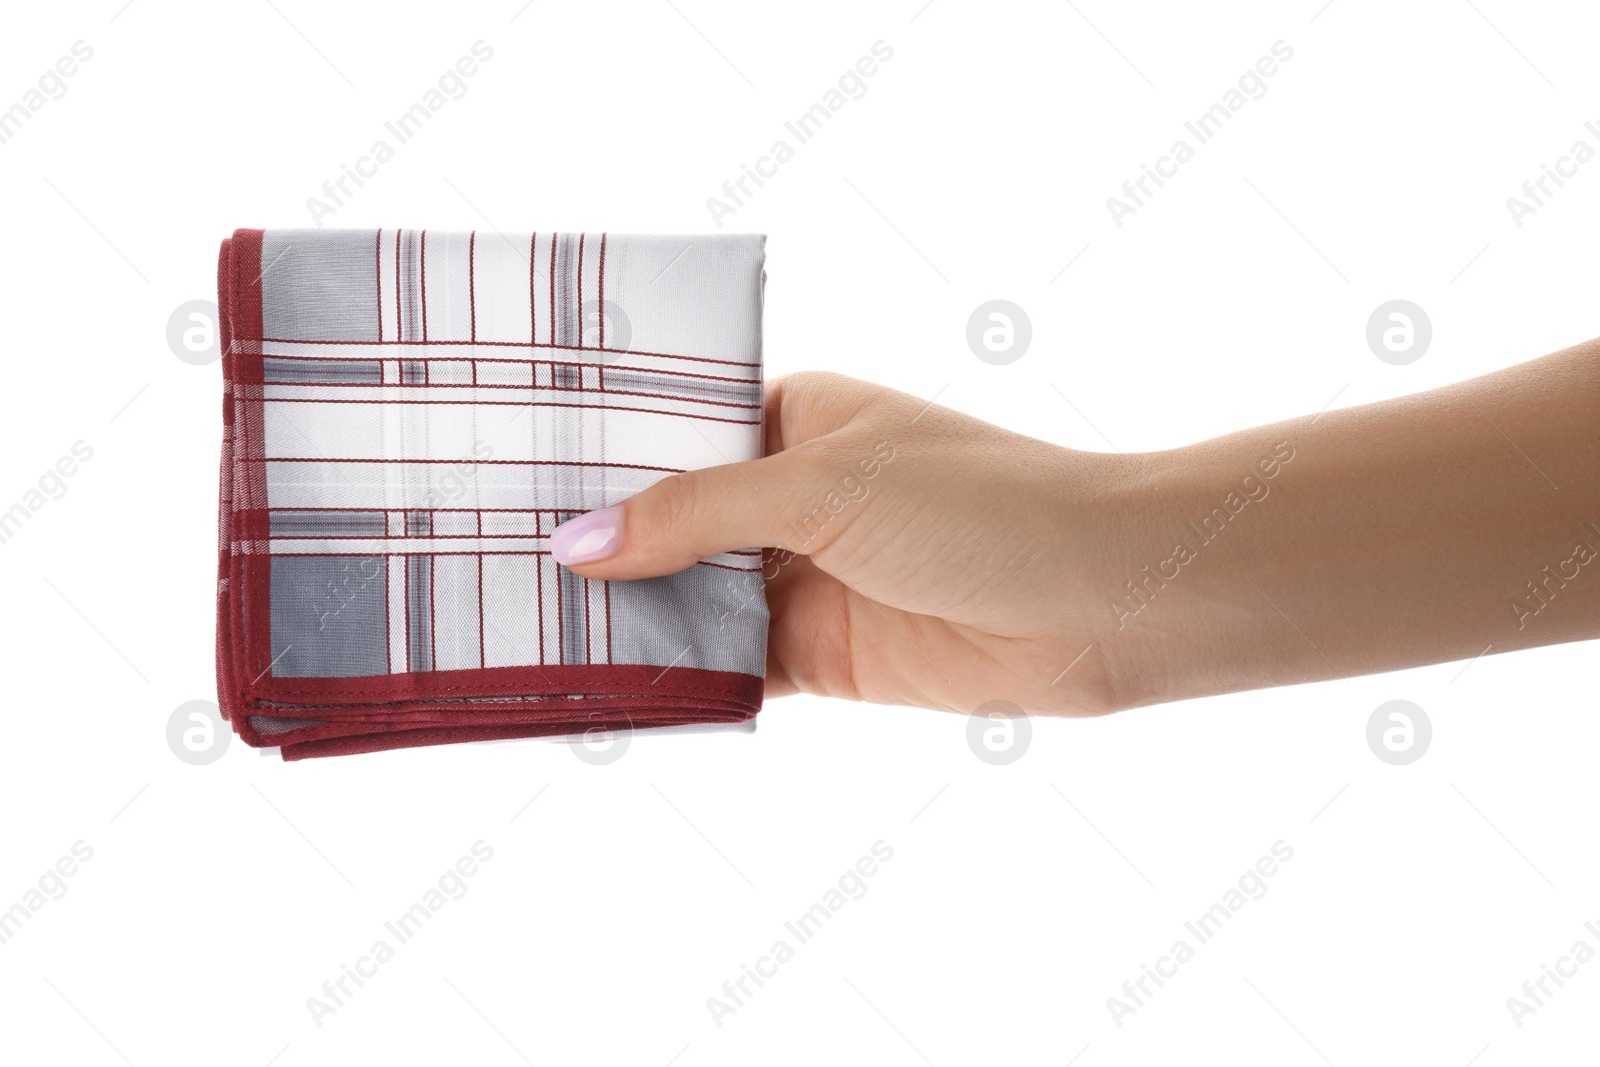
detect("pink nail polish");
top-left (551, 506), bottom-right (623, 565)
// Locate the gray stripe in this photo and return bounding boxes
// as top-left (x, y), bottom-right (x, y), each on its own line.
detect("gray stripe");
top-left (408, 555), bottom-right (432, 671)
top-left (269, 555), bottom-right (388, 678)
top-left (250, 715), bottom-right (325, 735)
top-left (264, 358), bottom-right (383, 384)
top-left (269, 509), bottom-right (386, 538)
top-left (607, 564), bottom-right (767, 676)
top-left (570, 233), bottom-right (582, 344)
top-left (402, 229), bottom-right (420, 343)
top-left (602, 368), bottom-right (759, 406)
top-left (259, 229), bottom-right (380, 342)
top-left (554, 234), bottom-right (571, 347)
top-left (559, 540), bottom-right (588, 664)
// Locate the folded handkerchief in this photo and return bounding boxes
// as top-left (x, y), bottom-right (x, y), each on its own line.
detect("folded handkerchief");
top-left (215, 228), bottom-right (768, 759)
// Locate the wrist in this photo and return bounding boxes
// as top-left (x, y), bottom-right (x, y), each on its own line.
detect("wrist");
top-left (1086, 436), bottom-right (1301, 710)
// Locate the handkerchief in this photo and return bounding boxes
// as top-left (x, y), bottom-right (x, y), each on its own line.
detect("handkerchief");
top-left (215, 228), bottom-right (768, 759)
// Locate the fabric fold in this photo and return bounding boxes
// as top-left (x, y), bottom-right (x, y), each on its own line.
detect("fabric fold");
top-left (215, 228), bottom-right (767, 759)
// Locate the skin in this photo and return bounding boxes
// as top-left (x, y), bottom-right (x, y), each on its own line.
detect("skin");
top-left (558, 339), bottom-right (1600, 717)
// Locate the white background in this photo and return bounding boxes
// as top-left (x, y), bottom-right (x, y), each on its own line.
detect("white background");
top-left (0, 1), bottom-right (1596, 1063)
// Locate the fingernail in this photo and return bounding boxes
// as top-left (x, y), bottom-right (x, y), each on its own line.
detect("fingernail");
top-left (551, 506), bottom-right (623, 565)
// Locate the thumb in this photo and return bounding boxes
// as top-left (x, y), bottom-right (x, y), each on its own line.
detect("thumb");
top-left (549, 446), bottom-right (833, 580)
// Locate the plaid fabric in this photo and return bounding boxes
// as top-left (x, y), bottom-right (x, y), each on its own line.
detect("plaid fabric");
top-left (216, 228), bottom-right (768, 760)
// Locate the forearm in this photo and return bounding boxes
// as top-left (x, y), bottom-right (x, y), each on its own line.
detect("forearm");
top-left (1098, 338), bottom-right (1600, 709)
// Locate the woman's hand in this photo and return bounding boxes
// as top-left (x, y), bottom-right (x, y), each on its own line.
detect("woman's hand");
top-left (551, 371), bottom-right (1133, 716)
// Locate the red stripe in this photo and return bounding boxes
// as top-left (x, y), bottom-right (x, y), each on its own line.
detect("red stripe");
top-left (254, 515), bottom-right (765, 551)
top-left (468, 230), bottom-right (477, 344)
top-left (223, 552), bottom-right (761, 570)
top-left (260, 379), bottom-right (761, 410)
top-left (270, 532), bottom-right (542, 541)
top-left (215, 235), bottom-right (241, 723)
top-left (262, 367), bottom-right (761, 391)
top-left (548, 232), bottom-right (557, 346)
top-left (224, 230), bottom-right (272, 690)
top-left (529, 231), bottom-right (537, 345)
top-left (575, 233), bottom-right (585, 349)
top-left (258, 396), bottom-right (760, 424)
top-left (249, 456), bottom-right (688, 471)
top-left (598, 233), bottom-right (607, 349)
top-left (259, 349), bottom-right (758, 379)
top-left (270, 505), bottom-right (576, 511)
top-left (256, 337), bottom-right (760, 368)
top-left (230, 231), bottom-right (265, 372)
top-left (420, 229), bottom-right (428, 343)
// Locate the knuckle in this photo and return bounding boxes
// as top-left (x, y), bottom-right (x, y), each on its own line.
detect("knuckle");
top-left (778, 369), bottom-right (850, 396)
top-left (779, 370), bottom-right (867, 423)
top-left (640, 472), bottom-right (699, 540)
top-left (778, 444), bottom-right (879, 557)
